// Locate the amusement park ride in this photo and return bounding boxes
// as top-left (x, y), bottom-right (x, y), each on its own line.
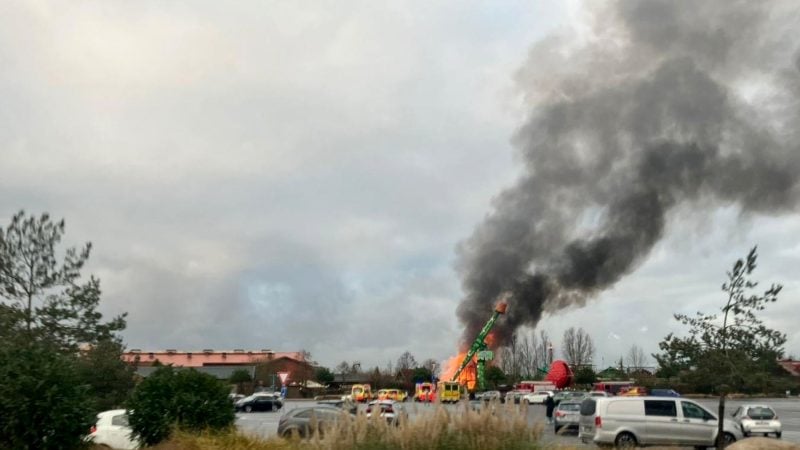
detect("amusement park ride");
top-left (451, 302), bottom-right (573, 392)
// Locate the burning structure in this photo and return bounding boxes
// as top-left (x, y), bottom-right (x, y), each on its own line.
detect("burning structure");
top-left (453, 0), bottom-right (800, 354)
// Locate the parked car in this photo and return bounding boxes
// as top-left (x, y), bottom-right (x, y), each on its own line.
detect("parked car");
top-left (476, 390), bottom-right (504, 403)
top-left (278, 405), bottom-right (353, 438)
top-left (366, 400), bottom-right (407, 425)
top-left (317, 398), bottom-right (358, 415)
top-left (504, 390), bottom-right (524, 404)
top-left (587, 391), bottom-right (612, 398)
top-left (235, 393), bottom-right (283, 412)
top-left (522, 390), bottom-right (553, 404)
top-left (732, 404), bottom-right (782, 438)
top-left (554, 390), bottom-right (587, 405)
top-left (578, 396), bottom-right (742, 448)
top-left (229, 393), bottom-right (246, 403)
top-left (87, 409), bottom-right (139, 450)
top-left (554, 401), bottom-right (582, 434)
top-left (650, 388), bottom-right (680, 397)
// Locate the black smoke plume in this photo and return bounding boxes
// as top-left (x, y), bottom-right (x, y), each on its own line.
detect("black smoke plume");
top-left (456, 0), bottom-right (800, 347)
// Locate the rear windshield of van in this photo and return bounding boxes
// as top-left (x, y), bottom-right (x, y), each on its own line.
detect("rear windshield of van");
top-left (580, 398), bottom-right (596, 416)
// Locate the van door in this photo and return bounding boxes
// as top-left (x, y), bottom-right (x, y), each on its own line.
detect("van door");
top-left (578, 398), bottom-right (597, 443)
top-left (679, 400), bottom-right (716, 446)
top-left (644, 399), bottom-right (681, 445)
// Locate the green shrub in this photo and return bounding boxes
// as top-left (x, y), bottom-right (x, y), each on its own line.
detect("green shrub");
top-left (0, 340), bottom-right (94, 450)
top-left (128, 366), bottom-right (235, 446)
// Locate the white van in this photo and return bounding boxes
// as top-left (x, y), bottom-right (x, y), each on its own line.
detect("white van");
top-left (578, 397), bottom-right (742, 448)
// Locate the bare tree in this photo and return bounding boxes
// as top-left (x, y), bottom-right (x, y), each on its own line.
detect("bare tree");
top-left (561, 327), bottom-right (595, 368)
top-left (396, 351), bottom-right (417, 373)
top-left (519, 330), bottom-right (540, 378)
top-left (383, 359), bottom-right (393, 376)
top-left (536, 329), bottom-right (551, 374)
top-left (421, 358), bottom-right (439, 377)
top-left (626, 344), bottom-right (648, 371)
top-left (499, 333), bottom-right (522, 382)
top-left (335, 361), bottom-right (350, 383)
top-left (335, 361), bottom-right (350, 374)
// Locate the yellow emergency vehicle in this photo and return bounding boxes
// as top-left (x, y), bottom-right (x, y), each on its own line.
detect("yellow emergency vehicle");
top-left (437, 381), bottom-right (465, 403)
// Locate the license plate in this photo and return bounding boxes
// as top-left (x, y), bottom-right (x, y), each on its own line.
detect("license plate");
top-left (756, 421), bottom-right (768, 425)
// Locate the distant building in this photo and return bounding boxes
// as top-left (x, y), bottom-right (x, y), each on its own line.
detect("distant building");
top-left (122, 349), bottom-right (308, 386)
top-left (122, 349), bottom-right (305, 367)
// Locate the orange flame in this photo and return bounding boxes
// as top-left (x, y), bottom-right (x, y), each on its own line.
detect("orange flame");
top-left (440, 351), bottom-right (477, 390)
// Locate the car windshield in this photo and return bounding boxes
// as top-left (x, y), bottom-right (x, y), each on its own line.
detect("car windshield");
top-left (746, 407), bottom-right (776, 420)
top-left (558, 403), bottom-right (581, 411)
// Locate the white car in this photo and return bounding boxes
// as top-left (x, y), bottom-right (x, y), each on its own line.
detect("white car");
top-left (88, 409), bottom-right (139, 449)
top-left (588, 391), bottom-right (612, 398)
top-left (522, 390), bottom-right (553, 404)
top-left (732, 404), bottom-right (782, 438)
top-left (366, 400), bottom-right (406, 425)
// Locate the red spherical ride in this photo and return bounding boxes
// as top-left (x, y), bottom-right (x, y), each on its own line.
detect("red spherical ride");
top-left (545, 360), bottom-right (574, 389)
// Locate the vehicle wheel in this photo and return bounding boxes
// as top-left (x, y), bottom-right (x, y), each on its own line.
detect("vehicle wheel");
top-left (615, 432), bottom-right (637, 448)
top-left (554, 425), bottom-right (562, 434)
top-left (244, 405), bottom-right (252, 413)
top-left (722, 432), bottom-right (736, 447)
top-left (776, 432), bottom-right (782, 439)
top-left (281, 428), bottom-right (301, 439)
top-left (743, 431), bottom-right (750, 438)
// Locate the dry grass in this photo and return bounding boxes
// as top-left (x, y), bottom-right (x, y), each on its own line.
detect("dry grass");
top-left (152, 401), bottom-right (546, 450)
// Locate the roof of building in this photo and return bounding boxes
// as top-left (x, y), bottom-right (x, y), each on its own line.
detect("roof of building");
top-left (778, 359), bottom-right (800, 377)
top-left (122, 349), bottom-right (305, 368)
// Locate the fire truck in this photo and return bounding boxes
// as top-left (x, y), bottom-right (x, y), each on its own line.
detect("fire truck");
top-left (414, 382), bottom-right (435, 402)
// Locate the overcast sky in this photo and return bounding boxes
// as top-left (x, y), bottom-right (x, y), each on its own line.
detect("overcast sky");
top-left (2, 0), bottom-right (798, 371)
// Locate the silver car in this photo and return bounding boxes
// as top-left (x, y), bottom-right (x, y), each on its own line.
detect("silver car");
top-left (732, 404), bottom-right (782, 438)
top-left (579, 397), bottom-right (743, 448)
top-left (554, 401), bottom-right (582, 434)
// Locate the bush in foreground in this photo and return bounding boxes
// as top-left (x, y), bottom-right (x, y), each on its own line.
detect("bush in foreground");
top-left (0, 339), bottom-right (94, 450)
top-left (127, 366), bottom-right (235, 446)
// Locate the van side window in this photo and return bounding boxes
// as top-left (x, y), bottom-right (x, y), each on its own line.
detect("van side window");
top-left (111, 414), bottom-right (129, 427)
top-left (644, 400), bottom-right (677, 417)
top-left (682, 401), bottom-right (714, 420)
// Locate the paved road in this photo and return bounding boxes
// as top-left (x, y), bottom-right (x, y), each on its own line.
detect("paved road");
top-left (236, 397), bottom-right (800, 447)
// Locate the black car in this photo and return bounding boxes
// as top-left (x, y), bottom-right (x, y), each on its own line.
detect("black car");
top-left (235, 394), bottom-right (283, 412)
top-left (277, 405), bottom-right (353, 438)
top-left (317, 399), bottom-right (358, 414)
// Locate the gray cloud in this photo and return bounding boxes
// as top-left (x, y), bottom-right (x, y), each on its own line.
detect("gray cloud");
top-left (456, 0), bottom-right (800, 349)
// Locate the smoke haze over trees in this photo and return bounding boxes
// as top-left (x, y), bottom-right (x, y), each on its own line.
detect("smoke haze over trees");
top-left (456, 0), bottom-right (800, 348)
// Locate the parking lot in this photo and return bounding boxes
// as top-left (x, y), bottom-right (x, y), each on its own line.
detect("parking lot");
top-left (236, 397), bottom-right (800, 447)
